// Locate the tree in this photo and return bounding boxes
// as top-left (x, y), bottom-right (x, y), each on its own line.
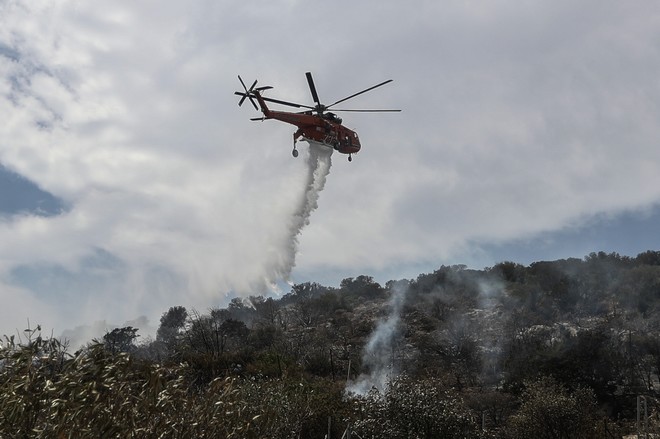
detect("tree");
top-left (287, 282), bottom-right (329, 301)
top-left (507, 377), bottom-right (599, 439)
top-left (103, 326), bottom-right (139, 354)
top-left (340, 275), bottom-right (385, 299)
top-left (636, 250), bottom-right (660, 266)
top-left (287, 283), bottom-right (332, 327)
top-left (351, 376), bottom-right (477, 438)
top-left (620, 265), bottom-right (660, 315)
top-left (185, 311), bottom-right (249, 359)
top-left (226, 297), bottom-right (255, 324)
top-left (249, 295), bottom-right (280, 325)
top-left (491, 261), bottom-right (527, 283)
top-left (156, 306), bottom-right (188, 346)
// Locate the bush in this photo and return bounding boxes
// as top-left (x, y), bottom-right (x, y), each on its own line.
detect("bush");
top-left (506, 377), bottom-right (599, 439)
top-left (350, 375), bottom-right (479, 438)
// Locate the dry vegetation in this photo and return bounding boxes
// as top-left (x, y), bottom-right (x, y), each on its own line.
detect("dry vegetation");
top-left (3, 251), bottom-right (660, 437)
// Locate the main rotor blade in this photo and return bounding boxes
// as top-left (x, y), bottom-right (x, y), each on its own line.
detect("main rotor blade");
top-left (306, 72), bottom-right (321, 105)
top-left (327, 79), bottom-right (394, 108)
top-left (261, 96), bottom-right (315, 110)
top-left (329, 108), bottom-right (401, 112)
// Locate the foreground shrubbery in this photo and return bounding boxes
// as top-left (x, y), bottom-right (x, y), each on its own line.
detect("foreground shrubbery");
top-left (0, 337), bottom-right (258, 437)
top-left (0, 334), bottom-right (353, 438)
top-left (0, 335), bottom-right (624, 438)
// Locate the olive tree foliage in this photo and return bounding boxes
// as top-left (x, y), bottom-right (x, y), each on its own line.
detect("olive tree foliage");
top-left (506, 377), bottom-right (600, 439)
top-left (636, 250), bottom-right (660, 266)
top-left (225, 297), bottom-right (257, 323)
top-left (249, 295), bottom-right (281, 326)
top-left (340, 275), bottom-right (385, 300)
top-left (156, 305), bottom-right (188, 346)
top-left (283, 282), bottom-right (334, 327)
top-left (350, 376), bottom-right (480, 438)
top-left (103, 326), bottom-right (139, 354)
top-left (185, 309), bottom-right (249, 359)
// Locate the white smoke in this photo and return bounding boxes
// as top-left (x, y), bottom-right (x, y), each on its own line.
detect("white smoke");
top-left (273, 142), bottom-right (333, 284)
top-left (347, 281), bottom-right (409, 395)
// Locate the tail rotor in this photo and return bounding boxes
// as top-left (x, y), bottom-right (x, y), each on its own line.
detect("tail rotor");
top-left (236, 75), bottom-right (272, 111)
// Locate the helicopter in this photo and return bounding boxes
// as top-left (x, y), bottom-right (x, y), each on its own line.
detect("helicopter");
top-left (234, 72), bottom-right (400, 162)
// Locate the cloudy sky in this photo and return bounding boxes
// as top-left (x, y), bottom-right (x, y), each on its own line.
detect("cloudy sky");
top-left (2, 1), bottom-right (660, 342)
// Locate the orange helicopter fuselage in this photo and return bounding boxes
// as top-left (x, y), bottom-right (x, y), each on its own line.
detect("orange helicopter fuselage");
top-left (253, 92), bottom-right (361, 155)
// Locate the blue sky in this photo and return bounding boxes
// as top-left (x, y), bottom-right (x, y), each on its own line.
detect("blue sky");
top-left (482, 206), bottom-right (660, 266)
top-left (302, 204), bottom-right (660, 287)
top-left (0, 164), bottom-right (65, 217)
top-left (2, 1), bottom-right (660, 342)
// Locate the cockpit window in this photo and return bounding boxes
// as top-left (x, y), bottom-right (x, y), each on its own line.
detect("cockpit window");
top-left (325, 112), bottom-right (342, 124)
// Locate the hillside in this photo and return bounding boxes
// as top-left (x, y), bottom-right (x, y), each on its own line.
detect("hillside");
top-left (2, 250), bottom-right (660, 437)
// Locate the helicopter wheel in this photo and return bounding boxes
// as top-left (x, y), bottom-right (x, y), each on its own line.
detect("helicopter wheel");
top-left (292, 148), bottom-right (299, 158)
top-left (348, 155), bottom-right (352, 162)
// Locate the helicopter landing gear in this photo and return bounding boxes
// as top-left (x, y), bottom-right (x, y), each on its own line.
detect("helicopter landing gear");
top-left (292, 131), bottom-right (302, 158)
top-left (348, 154), bottom-right (352, 162)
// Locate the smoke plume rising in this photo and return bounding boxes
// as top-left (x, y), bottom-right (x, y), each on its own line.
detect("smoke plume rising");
top-left (347, 281), bottom-right (409, 395)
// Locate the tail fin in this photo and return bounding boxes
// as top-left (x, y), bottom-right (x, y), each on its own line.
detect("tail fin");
top-left (235, 75), bottom-right (272, 110)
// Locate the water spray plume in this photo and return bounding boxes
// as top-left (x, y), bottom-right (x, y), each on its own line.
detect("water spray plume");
top-left (276, 142), bottom-right (332, 283)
